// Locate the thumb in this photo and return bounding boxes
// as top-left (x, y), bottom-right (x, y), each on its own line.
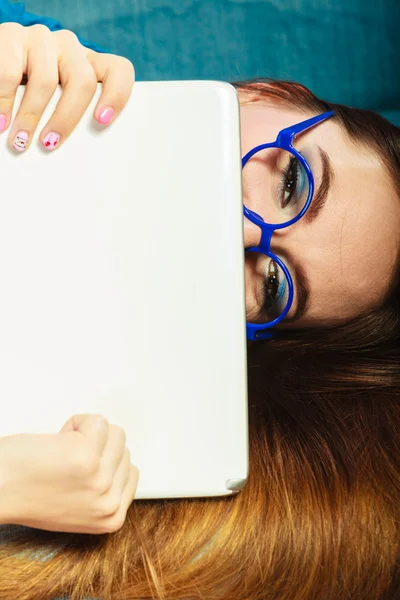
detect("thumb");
top-left (59, 414), bottom-right (109, 456)
top-left (59, 415), bottom-right (79, 433)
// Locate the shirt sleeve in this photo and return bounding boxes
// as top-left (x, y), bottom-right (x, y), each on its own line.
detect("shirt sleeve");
top-left (0, 0), bottom-right (108, 53)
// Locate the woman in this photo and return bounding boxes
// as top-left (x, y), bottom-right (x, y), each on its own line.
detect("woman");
top-left (0, 21), bottom-right (399, 600)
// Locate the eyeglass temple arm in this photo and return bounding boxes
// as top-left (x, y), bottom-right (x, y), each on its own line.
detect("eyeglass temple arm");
top-left (277, 110), bottom-right (335, 143)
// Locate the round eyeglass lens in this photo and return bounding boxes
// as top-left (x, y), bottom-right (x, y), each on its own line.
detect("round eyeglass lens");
top-left (245, 251), bottom-right (290, 325)
top-left (242, 147), bottom-right (310, 226)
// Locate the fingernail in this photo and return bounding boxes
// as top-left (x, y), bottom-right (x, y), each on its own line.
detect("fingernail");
top-left (13, 131), bottom-right (29, 152)
top-left (98, 107), bottom-right (114, 125)
top-left (43, 131), bottom-right (60, 151)
top-left (0, 114), bottom-right (7, 132)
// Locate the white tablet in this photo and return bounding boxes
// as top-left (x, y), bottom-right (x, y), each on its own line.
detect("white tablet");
top-left (0, 80), bottom-right (248, 500)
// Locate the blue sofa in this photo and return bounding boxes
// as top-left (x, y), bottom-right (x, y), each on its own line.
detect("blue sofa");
top-left (19, 0), bottom-right (400, 126)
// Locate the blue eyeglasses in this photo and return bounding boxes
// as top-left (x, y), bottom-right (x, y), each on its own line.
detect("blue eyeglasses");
top-left (243, 110), bottom-right (334, 341)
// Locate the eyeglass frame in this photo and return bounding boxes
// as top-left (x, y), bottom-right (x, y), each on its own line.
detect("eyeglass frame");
top-left (243, 110), bottom-right (335, 341)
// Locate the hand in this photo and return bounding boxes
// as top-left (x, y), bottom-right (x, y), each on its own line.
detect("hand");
top-left (0, 22), bottom-right (134, 153)
top-left (0, 414), bottom-right (139, 534)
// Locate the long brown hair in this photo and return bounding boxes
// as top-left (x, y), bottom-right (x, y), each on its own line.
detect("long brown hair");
top-left (0, 79), bottom-right (399, 600)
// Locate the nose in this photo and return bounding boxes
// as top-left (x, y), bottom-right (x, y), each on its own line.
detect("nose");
top-left (243, 217), bottom-right (262, 249)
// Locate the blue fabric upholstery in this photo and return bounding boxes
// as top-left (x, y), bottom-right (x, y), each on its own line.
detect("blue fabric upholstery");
top-left (380, 110), bottom-right (400, 127)
top-left (11, 0), bottom-right (400, 121)
top-left (0, 0), bottom-right (106, 52)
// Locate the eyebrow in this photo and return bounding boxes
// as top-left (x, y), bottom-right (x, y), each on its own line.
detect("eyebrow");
top-left (303, 146), bottom-right (334, 224)
top-left (286, 146), bottom-right (334, 321)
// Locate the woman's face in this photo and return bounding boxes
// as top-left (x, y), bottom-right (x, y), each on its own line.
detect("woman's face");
top-left (240, 96), bottom-right (400, 328)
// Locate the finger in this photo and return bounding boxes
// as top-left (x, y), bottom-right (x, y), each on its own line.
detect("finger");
top-left (120, 464), bottom-right (140, 515)
top-left (8, 25), bottom-right (59, 153)
top-left (59, 416), bottom-right (77, 433)
top-left (69, 414), bottom-right (109, 456)
top-left (100, 424), bottom-right (127, 479)
top-left (59, 413), bottom-right (96, 433)
top-left (86, 50), bottom-right (135, 126)
top-left (38, 30), bottom-right (98, 151)
top-left (111, 458), bottom-right (139, 524)
top-left (0, 23), bottom-right (26, 134)
top-left (96, 462), bottom-right (138, 534)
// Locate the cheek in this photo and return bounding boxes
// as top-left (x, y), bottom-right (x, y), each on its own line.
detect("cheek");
top-left (244, 253), bottom-right (269, 320)
top-left (242, 154), bottom-right (268, 206)
top-left (242, 148), bottom-right (280, 215)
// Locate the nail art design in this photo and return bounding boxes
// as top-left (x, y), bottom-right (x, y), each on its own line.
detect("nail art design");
top-left (43, 132), bottom-right (60, 150)
top-left (13, 131), bottom-right (29, 152)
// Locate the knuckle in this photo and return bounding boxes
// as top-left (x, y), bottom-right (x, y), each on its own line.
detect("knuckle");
top-left (79, 74), bottom-right (98, 96)
top-left (0, 22), bottom-right (23, 35)
top-left (0, 71), bottom-right (21, 89)
top-left (130, 466), bottom-right (140, 493)
top-left (117, 56), bottom-right (135, 75)
top-left (37, 76), bottom-right (59, 94)
top-left (111, 423), bottom-right (126, 445)
top-left (27, 24), bottom-right (51, 36)
top-left (131, 464), bottom-right (139, 481)
top-left (86, 451), bottom-right (101, 475)
top-left (19, 110), bottom-right (41, 124)
top-left (91, 414), bottom-right (109, 427)
top-left (104, 512), bottom-right (125, 534)
top-left (53, 111), bottom-right (78, 130)
top-left (55, 29), bottom-right (80, 45)
top-left (93, 472), bottom-right (113, 494)
top-left (71, 445), bottom-right (99, 476)
top-left (99, 494), bottom-right (121, 518)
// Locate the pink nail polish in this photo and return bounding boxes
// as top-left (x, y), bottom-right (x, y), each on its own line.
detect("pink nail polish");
top-left (13, 131), bottom-right (29, 152)
top-left (0, 114), bottom-right (7, 132)
top-left (43, 132), bottom-right (60, 151)
top-left (98, 107), bottom-right (114, 125)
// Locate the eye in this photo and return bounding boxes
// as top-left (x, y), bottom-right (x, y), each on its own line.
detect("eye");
top-left (263, 260), bottom-right (280, 316)
top-left (279, 156), bottom-right (301, 208)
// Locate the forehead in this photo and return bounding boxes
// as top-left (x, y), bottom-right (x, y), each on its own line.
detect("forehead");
top-left (304, 146), bottom-right (398, 319)
top-left (240, 100), bottom-right (400, 324)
